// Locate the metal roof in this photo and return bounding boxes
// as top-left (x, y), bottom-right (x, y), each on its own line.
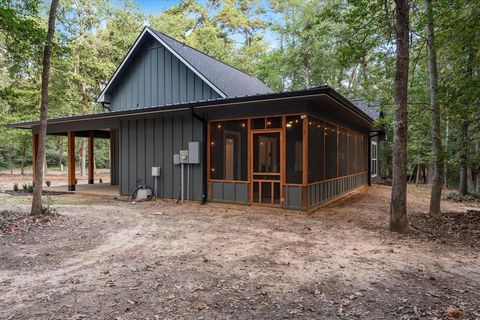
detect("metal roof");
top-left (149, 28), bottom-right (273, 97)
top-left (8, 87), bottom-right (379, 130)
top-left (351, 99), bottom-right (380, 120)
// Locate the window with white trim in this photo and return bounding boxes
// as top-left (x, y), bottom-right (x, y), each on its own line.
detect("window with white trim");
top-left (371, 141), bottom-right (378, 177)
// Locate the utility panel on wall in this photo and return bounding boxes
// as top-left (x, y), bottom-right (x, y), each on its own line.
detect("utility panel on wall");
top-left (188, 141), bottom-right (201, 164)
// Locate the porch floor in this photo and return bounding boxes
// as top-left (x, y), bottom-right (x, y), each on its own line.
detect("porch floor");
top-left (45, 183), bottom-right (119, 197)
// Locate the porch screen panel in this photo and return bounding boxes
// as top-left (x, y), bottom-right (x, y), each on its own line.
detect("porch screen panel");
top-left (348, 131), bottom-right (356, 174)
top-left (357, 134), bottom-right (363, 173)
top-left (286, 115), bottom-right (304, 184)
top-left (364, 134), bottom-right (369, 172)
top-left (360, 134), bottom-right (366, 172)
top-left (210, 120), bottom-right (248, 181)
top-left (308, 118), bottom-right (324, 183)
top-left (338, 128), bottom-right (348, 176)
top-left (325, 123), bottom-right (337, 179)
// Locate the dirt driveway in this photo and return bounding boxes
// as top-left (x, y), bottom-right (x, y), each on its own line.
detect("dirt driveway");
top-left (0, 185), bottom-right (479, 319)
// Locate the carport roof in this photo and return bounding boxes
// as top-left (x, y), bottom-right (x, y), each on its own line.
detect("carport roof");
top-left (7, 86), bottom-right (380, 130)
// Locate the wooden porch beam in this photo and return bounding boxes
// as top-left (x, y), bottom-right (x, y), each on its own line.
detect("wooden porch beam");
top-left (67, 131), bottom-right (75, 191)
top-left (88, 132), bottom-right (94, 184)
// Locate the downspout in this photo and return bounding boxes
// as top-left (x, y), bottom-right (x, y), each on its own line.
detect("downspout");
top-left (191, 107), bottom-right (208, 204)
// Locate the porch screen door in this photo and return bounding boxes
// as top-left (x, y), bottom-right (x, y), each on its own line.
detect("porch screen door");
top-left (251, 131), bottom-right (281, 205)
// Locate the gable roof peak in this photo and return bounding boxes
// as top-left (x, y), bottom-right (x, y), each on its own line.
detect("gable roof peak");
top-left (97, 26), bottom-right (272, 104)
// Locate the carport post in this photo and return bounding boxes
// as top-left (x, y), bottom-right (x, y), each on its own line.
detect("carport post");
top-left (68, 131), bottom-right (76, 191)
top-left (32, 132), bottom-right (39, 183)
top-left (88, 131), bottom-right (94, 184)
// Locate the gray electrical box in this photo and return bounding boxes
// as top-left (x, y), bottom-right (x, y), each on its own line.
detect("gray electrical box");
top-left (152, 167), bottom-right (161, 177)
top-left (188, 141), bottom-right (201, 164)
top-left (173, 154), bottom-right (180, 165)
top-left (179, 150), bottom-right (189, 163)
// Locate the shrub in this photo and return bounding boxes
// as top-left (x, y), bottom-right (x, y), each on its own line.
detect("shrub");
top-left (444, 191), bottom-right (479, 202)
top-left (41, 195), bottom-right (56, 215)
top-left (13, 183), bottom-right (19, 192)
top-left (22, 183), bottom-right (34, 193)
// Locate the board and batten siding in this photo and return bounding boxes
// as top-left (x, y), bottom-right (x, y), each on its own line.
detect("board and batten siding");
top-left (119, 113), bottom-right (204, 200)
top-left (109, 36), bottom-right (221, 111)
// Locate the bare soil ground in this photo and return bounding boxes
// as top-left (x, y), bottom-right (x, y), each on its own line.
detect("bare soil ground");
top-left (0, 175), bottom-right (479, 319)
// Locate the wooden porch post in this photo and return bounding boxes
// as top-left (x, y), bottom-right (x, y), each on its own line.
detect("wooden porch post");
top-left (88, 131), bottom-right (94, 184)
top-left (32, 132), bottom-right (39, 182)
top-left (68, 131), bottom-right (75, 191)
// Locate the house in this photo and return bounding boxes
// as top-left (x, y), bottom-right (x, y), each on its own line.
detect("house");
top-left (8, 26), bottom-right (384, 210)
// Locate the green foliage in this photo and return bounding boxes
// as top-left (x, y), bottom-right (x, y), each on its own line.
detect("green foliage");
top-left (22, 183), bottom-right (34, 193)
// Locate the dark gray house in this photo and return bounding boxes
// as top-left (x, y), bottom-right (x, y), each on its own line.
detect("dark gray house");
top-left (9, 26), bottom-right (383, 210)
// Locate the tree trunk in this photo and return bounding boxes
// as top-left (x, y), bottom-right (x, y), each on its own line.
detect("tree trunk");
top-left (9, 141), bottom-right (13, 174)
top-left (43, 152), bottom-right (47, 178)
top-left (31, 0), bottom-right (59, 215)
top-left (390, 0), bottom-right (410, 233)
top-left (21, 142), bottom-right (26, 175)
top-left (475, 141), bottom-right (480, 194)
top-left (424, 0), bottom-right (443, 215)
top-left (459, 120), bottom-right (469, 195)
top-left (416, 164), bottom-right (421, 187)
top-left (444, 117), bottom-right (449, 188)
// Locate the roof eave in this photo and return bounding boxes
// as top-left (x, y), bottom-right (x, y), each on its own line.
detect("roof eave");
top-left (8, 87), bottom-right (375, 130)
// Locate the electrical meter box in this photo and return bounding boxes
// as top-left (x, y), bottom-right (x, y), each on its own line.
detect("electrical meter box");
top-left (188, 141), bottom-right (201, 164)
top-left (173, 154), bottom-right (180, 165)
top-left (179, 150), bottom-right (189, 163)
top-left (151, 167), bottom-right (161, 177)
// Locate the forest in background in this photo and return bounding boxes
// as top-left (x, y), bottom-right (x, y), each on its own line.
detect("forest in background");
top-left (0, 0), bottom-right (479, 193)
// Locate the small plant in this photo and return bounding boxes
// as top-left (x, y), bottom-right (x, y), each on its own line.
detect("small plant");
top-left (22, 183), bottom-right (34, 193)
top-left (41, 195), bottom-right (57, 215)
top-left (46, 180), bottom-right (51, 187)
top-left (13, 183), bottom-right (19, 192)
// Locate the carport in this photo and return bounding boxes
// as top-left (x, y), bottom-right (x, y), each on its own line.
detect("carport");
top-left (9, 116), bottom-right (120, 192)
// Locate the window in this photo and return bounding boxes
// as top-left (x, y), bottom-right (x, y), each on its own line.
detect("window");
top-left (286, 115), bottom-right (304, 183)
top-left (252, 117), bottom-right (282, 129)
top-left (210, 120), bottom-right (248, 180)
top-left (371, 141), bottom-right (378, 177)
